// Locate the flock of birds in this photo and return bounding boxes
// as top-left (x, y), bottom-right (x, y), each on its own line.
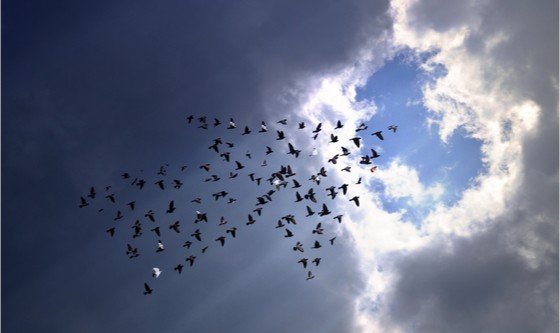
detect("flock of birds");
top-left (79, 115), bottom-right (397, 295)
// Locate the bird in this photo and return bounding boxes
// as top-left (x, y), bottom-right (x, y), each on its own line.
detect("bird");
top-left (166, 200), bottom-right (176, 213)
top-left (213, 118), bottom-right (221, 127)
top-left (113, 210), bottom-right (123, 221)
top-left (326, 186), bottom-right (337, 199)
top-left (335, 120), bottom-right (343, 129)
top-left (156, 240), bottom-right (165, 252)
top-left (126, 244), bottom-right (139, 258)
top-left (106, 227), bottom-right (115, 237)
top-left (370, 149), bottom-right (380, 158)
top-left (105, 194), bottom-right (115, 203)
top-left (298, 258), bottom-right (308, 268)
top-left (350, 137), bottom-right (361, 148)
top-left (312, 223), bottom-right (324, 234)
top-left (259, 121), bottom-right (268, 133)
top-left (169, 221), bottom-right (181, 233)
top-left (333, 215), bottom-right (343, 223)
top-left (87, 187), bottom-right (96, 199)
top-left (287, 143), bottom-right (301, 158)
top-left (292, 179), bottom-right (302, 188)
top-left (191, 229), bottom-right (202, 241)
top-left (200, 164), bottom-right (211, 172)
top-left (356, 123), bottom-right (368, 132)
top-left (226, 227), bottom-right (237, 238)
top-left (388, 125), bottom-right (397, 132)
top-left (298, 122), bottom-right (306, 129)
top-left (275, 220), bottom-right (285, 228)
top-left (186, 115), bottom-right (194, 123)
top-left (227, 118), bottom-right (236, 129)
top-left (328, 154), bottom-right (339, 164)
top-left (186, 255), bottom-right (196, 266)
top-left (305, 205), bottom-right (315, 217)
top-left (151, 227), bottom-right (161, 237)
top-left (293, 242), bottom-right (304, 252)
top-left (152, 267), bottom-right (162, 278)
top-left (145, 210), bottom-right (156, 222)
top-left (246, 214), bottom-right (256, 225)
top-left (192, 198), bottom-right (202, 204)
top-left (183, 241), bottom-right (193, 249)
top-left (318, 204), bottom-right (331, 216)
top-left (277, 119), bottom-right (288, 125)
top-left (304, 188), bottom-right (317, 203)
top-left (306, 271), bottom-right (315, 280)
top-left (370, 166), bottom-right (378, 173)
top-left (360, 155), bottom-right (372, 165)
top-left (174, 264), bottom-right (184, 274)
top-left (136, 179), bottom-right (146, 189)
top-left (195, 211), bottom-right (208, 223)
top-left (155, 180), bottom-right (165, 190)
top-left (173, 179), bottom-right (184, 189)
top-left (242, 126), bottom-right (251, 135)
top-left (219, 216), bottom-right (228, 225)
top-left (341, 146), bottom-right (350, 156)
top-left (216, 236), bottom-right (226, 246)
top-left (143, 283), bottom-right (153, 295)
top-left (371, 131), bottom-right (384, 140)
top-left (312, 241), bottom-right (322, 249)
top-left (312, 123), bottom-right (322, 133)
top-left (284, 229), bottom-right (294, 238)
top-left (295, 191), bottom-right (304, 202)
top-left (309, 147), bottom-right (318, 156)
top-left (312, 258), bottom-right (321, 266)
top-left (329, 237), bottom-right (336, 245)
top-left (201, 246), bottom-right (209, 253)
top-left (329, 134), bottom-right (339, 143)
top-left (276, 130), bottom-right (286, 140)
top-left (253, 208), bottom-right (263, 216)
top-left (235, 161), bottom-right (245, 170)
top-left (265, 146), bottom-right (274, 155)
top-left (79, 196), bottom-right (88, 208)
top-left (350, 196), bottom-right (360, 207)
top-left (341, 166), bottom-right (351, 172)
top-left (221, 152), bottom-right (231, 162)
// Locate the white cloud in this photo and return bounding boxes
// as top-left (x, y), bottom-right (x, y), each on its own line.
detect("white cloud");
top-left (374, 158), bottom-right (444, 205)
top-left (295, 0), bottom-right (557, 331)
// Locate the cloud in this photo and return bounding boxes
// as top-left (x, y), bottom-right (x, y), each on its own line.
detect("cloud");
top-left (297, 0), bottom-right (557, 332)
top-left (374, 158), bottom-right (444, 205)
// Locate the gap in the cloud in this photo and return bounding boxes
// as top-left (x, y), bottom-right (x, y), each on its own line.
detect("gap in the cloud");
top-left (356, 50), bottom-right (484, 225)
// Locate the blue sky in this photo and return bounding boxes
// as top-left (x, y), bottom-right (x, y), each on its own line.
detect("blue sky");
top-left (356, 52), bottom-right (484, 223)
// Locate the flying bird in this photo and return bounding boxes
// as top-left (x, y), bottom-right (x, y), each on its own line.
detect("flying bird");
top-left (216, 236), bottom-right (226, 246)
top-left (143, 283), bottom-right (153, 295)
top-left (350, 137), bottom-right (361, 148)
top-left (350, 196), bottom-right (360, 207)
top-left (79, 196), bottom-right (88, 208)
top-left (166, 200), bottom-right (176, 213)
top-left (371, 131), bottom-right (384, 140)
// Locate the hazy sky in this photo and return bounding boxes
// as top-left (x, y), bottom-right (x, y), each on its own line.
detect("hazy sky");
top-left (3, 1), bottom-right (558, 332)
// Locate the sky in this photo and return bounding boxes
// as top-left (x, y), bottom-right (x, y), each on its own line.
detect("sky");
top-left (2, 1), bottom-right (558, 332)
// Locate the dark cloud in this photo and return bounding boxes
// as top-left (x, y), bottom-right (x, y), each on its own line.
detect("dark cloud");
top-left (2, 0), bottom-right (391, 332)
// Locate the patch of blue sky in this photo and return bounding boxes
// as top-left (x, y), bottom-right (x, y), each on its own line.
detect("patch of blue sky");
top-left (356, 51), bottom-right (484, 224)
